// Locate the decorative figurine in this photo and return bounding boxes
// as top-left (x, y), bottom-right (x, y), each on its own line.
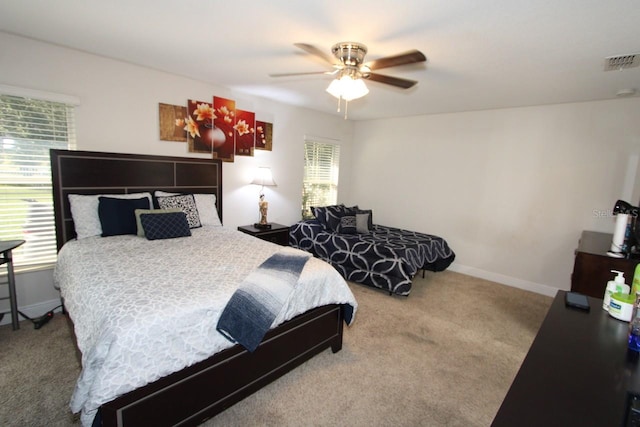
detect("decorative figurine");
top-left (259, 194), bottom-right (269, 225)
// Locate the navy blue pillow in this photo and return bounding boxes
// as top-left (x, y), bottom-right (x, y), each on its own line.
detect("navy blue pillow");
top-left (140, 211), bottom-right (191, 240)
top-left (312, 204), bottom-right (345, 231)
top-left (98, 197), bottom-right (151, 237)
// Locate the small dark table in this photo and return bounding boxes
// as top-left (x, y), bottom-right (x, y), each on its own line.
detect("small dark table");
top-left (237, 223), bottom-right (290, 246)
top-left (0, 240), bottom-right (25, 330)
top-left (572, 230), bottom-right (638, 298)
top-left (492, 291), bottom-right (640, 426)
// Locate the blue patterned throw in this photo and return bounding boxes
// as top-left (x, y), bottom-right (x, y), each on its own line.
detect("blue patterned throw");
top-left (216, 249), bottom-right (311, 352)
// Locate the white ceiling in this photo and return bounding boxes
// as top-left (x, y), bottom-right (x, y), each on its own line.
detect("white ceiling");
top-left (1, 0), bottom-right (639, 120)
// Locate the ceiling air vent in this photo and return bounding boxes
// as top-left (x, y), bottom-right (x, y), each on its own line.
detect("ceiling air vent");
top-left (604, 53), bottom-right (640, 71)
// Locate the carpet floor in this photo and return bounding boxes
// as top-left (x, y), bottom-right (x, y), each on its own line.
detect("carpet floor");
top-left (0, 270), bottom-right (553, 426)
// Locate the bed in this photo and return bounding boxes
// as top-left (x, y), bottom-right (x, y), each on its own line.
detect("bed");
top-left (289, 205), bottom-right (455, 296)
top-left (50, 149), bottom-right (357, 427)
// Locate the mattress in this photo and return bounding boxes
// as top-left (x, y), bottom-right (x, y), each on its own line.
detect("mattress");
top-left (54, 226), bottom-right (357, 426)
top-left (290, 219), bottom-right (455, 295)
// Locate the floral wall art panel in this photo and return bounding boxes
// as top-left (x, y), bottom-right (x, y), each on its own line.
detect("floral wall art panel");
top-left (213, 96), bottom-right (236, 162)
top-left (255, 121), bottom-right (273, 151)
top-left (234, 109), bottom-right (255, 156)
top-left (158, 103), bottom-right (187, 142)
top-left (186, 99), bottom-right (215, 154)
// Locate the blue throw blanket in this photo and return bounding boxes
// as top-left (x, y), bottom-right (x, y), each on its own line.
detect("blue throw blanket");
top-left (216, 249), bottom-right (311, 352)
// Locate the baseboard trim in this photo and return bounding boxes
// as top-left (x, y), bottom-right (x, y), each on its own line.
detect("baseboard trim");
top-left (0, 298), bottom-right (63, 327)
top-left (447, 263), bottom-right (561, 297)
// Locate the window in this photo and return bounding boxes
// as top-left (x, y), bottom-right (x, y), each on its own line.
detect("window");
top-left (302, 139), bottom-right (340, 219)
top-left (0, 90), bottom-right (77, 268)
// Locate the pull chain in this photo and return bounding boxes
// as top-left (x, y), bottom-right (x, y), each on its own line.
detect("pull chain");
top-left (334, 96), bottom-right (349, 120)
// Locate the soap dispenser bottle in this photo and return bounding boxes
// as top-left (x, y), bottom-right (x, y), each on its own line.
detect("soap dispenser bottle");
top-left (629, 291), bottom-right (640, 352)
top-left (631, 263), bottom-right (640, 296)
top-left (603, 270), bottom-right (630, 311)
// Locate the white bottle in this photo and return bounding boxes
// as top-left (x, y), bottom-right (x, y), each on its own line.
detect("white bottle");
top-left (603, 270), bottom-right (630, 311)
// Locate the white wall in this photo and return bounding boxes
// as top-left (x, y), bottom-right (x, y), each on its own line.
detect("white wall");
top-left (349, 99), bottom-right (640, 296)
top-left (3, 31), bottom-right (639, 320)
top-left (0, 32), bottom-right (354, 321)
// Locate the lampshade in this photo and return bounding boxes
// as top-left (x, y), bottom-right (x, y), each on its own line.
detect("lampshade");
top-left (326, 75), bottom-right (369, 101)
top-left (250, 166), bottom-right (276, 187)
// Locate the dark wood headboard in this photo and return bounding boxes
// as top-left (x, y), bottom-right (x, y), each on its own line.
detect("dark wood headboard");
top-left (50, 149), bottom-right (223, 250)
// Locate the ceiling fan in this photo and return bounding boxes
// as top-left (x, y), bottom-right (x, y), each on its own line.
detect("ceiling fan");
top-left (270, 42), bottom-right (426, 116)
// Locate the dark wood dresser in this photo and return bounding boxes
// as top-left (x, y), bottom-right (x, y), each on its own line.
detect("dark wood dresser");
top-left (492, 291), bottom-right (640, 426)
top-left (571, 230), bottom-right (638, 298)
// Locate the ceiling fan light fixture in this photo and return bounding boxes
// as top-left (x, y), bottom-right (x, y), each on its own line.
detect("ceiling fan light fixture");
top-left (274, 42), bottom-right (427, 117)
top-left (326, 78), bottom-right (343, 98)
top-left (326, 75), bottom-right (369, 101)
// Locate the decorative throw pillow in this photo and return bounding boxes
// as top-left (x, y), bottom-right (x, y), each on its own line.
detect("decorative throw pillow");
top-left (338, 215), bottom-right (357, 234)
top-left (69, 192), bottom-right (153, 239)
top-left (154, 191), bottom-right (221, 226)
top-left (156, 194), bottom-right (202, 229)
top-left (312, 204), bottom-right (345, 231)
top-left (98, 197), bottom-right (151, 237)
top-left (140, 211), bottom-right (191, 240)
top-left (134, 208), bottom-right (182, 237)
top-left (357, 208), bottom-right (373, 230)
top-left (344, 205), bottom-right (359, 215)
top-left (356, 213), bottom-right (371, 233)
top-left (310, 206), bottom-right (326, 228)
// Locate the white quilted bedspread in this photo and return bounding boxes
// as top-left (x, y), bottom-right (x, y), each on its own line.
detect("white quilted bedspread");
top-left (54, 226), bottom-right (357, 426)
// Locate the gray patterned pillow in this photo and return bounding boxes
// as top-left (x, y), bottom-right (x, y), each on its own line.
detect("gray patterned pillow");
top-left (338, 215), bottom-right (357, 234)
top-left (156, 194), bottom-right (202, 229)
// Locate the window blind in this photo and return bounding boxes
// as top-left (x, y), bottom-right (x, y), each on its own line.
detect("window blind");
top-left (0, 94), bottom-right (77, 268)
top-left (302, 140), bottom-right (340, 219)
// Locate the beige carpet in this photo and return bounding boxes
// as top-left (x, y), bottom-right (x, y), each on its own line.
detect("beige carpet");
top-left (0, 271), bottom-right (552, 426)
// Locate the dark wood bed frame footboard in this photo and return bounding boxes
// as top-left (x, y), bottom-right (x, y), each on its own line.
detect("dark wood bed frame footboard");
top-left (101, 304), bottom-right (343, 426)
top-left (49, 149), bottom-right (345, 426)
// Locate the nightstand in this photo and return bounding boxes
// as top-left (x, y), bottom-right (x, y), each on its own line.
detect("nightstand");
top-left (571, 230), bottom-right (638, 298)
top-left (237, 223), bottom-right (290, 246)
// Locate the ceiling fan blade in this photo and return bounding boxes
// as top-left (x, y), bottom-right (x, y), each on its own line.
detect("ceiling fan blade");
top-left (294, 43), bottom-right (340, 66)
top-left (269, 70), bottom-right (334, 77)
top-left (364, 49), bottom-right (426, 71)
top-left (364, 72), bottom-right (418, 89)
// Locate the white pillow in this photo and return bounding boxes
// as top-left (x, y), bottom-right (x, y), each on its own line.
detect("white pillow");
top-left (154, 191), bottom-right (221, 226)
top-left (69, 193), bottom-right (153, 239)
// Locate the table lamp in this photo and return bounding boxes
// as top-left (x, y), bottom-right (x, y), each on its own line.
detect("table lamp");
top-left (250, 166), bottom-right (276, 229)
